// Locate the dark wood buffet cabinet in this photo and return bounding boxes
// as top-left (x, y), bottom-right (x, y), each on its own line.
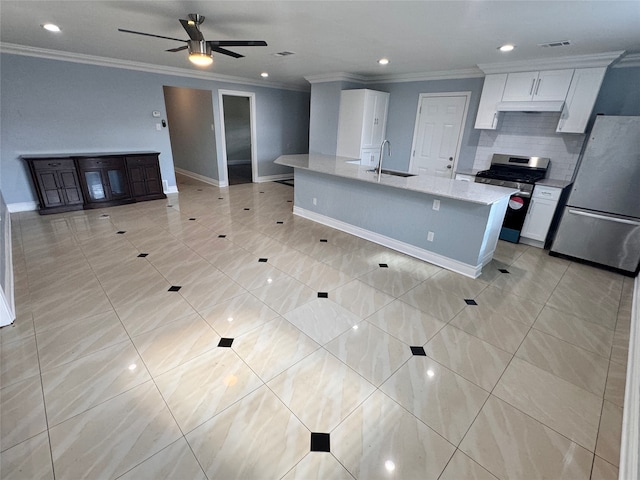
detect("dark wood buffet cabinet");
top-left (23, 152), bottom-right (166, 214)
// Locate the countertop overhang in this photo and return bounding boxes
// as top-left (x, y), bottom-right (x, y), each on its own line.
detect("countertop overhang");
top-left (275, 154), bottom-right (518, 205)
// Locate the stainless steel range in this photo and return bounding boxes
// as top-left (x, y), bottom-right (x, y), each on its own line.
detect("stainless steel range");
top-left (475, 154), bottom-right (550, 243)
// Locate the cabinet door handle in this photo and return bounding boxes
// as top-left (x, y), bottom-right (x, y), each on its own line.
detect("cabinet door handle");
top-left (535, 78), bottom-right (542, 96)
top-left (529, 78), bottom-right (536, 96)
top-left (540, 191), bottom-right (552, 196)
top-left (48, 162), bottom-right (61, 167)
top-left (491, 112), bottom-right (497, 128)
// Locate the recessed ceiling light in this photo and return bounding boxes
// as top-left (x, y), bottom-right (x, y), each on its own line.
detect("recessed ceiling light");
top-left (261, 72), bottom-right (269, 78)
top-left (498, 44), bottom-right (515, 52)
top-left (378, 58), bottom-right (390, 65)
top-left (42, 23), bottom-right (61, 32)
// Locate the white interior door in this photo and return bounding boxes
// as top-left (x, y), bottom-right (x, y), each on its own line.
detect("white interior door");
top-left (410, 93), bottom-right (469, 178)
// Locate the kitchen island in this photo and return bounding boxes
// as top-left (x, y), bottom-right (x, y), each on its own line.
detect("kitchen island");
top-left (275, 154), bottom-right (518, 278)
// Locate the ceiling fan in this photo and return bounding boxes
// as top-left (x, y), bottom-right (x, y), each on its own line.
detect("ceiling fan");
top-left (118, 13), bottom-right (267, 66)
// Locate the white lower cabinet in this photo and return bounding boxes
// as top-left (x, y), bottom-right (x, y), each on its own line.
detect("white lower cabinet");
top-left (521, 185), bottom-right (562, 245)
top-left (360, 148), bottom-right (379, 167)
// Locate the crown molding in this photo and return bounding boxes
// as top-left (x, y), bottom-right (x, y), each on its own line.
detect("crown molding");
top-left (0, 43), bottom-right (310, 92)
top-left (304, 72), bottom-right (368, 84)
top-left (612, 52), bottom-right (640, 68)
top-left (369, 68), bottom-right (484, 84)
top-left (478, 51), bottom-right (625, 74)
top-left (305, 67), bottom-right (483, 85)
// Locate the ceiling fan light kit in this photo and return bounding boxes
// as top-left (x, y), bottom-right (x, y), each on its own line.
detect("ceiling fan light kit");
top-left (118, 13), bottom-right (267, 68)
top-left (188, 40), bottom-right (213, 66)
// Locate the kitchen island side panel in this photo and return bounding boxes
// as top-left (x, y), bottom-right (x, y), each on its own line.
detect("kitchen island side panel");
top-left (294, 169), bottom-right (492, 266)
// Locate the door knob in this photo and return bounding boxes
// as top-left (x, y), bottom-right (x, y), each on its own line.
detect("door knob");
top-left (446, 165), bottom-right (452, 169)
top-left (449, 157), bottom-right (453, 161)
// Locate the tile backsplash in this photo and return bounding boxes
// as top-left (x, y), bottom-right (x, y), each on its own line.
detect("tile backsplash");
top-left (473, 111), bottom-right (586, 181)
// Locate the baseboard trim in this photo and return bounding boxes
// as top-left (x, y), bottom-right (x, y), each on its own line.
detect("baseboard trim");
top-left (255, 173), bottom-right (294, 183)
top-left (7, 202), bottom-right (38, 213)
top-left (293, 206), bottom-right (482, 278)
top-left (519, 237), bottom-right (544, 248)
top-left (174, 168), bottom-right (226, 187)
top-left (164, 186), bottom-right (179, 194)
top-left (620, 275), bottom-right (640, 480)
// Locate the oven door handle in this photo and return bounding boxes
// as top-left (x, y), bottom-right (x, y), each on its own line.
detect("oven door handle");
top-left (513, 191), bottom-right (531, 199)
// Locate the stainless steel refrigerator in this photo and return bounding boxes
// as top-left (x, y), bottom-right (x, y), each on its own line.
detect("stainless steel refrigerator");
top-left (551, 115), bottom-right (640, 275)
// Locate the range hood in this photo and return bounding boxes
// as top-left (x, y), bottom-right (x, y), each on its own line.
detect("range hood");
top-left (496, 100), bottom-right (565, 112)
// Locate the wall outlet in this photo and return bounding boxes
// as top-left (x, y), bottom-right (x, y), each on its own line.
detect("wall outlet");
top-left (432, 199), bottom-right (440, 211)
top-left (155, 123), bottom-right (162, 131)
top-left (313, 197), bottom-right (317, 206)
top-left (427, 231), bottom-right (434, 242)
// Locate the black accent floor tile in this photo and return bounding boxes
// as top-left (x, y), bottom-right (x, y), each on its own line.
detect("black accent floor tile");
top-left (218, 235), bottom-right (227, 238)
top-left (137, 253), bottom-right (149, 258)
top-left (319, 239), bottom-right (328, 243)
top-left (244, 208), bottom-right (251, 211)
top-left (410, 346), bottom-right (426, 356)
top-left (465, 299), bottom-right (478, 305)
top-left (499, 268), bottom-right (510, 274)
top-left (189, 218), bottom-right (196, 221)
top-left (116, 231), bottom-right (126, 234)
top-left (168, 286), bottom-right (182, 292)
top-left (310, 433), bottom-right (330, 452)
top-left (167, 205), bottom-right (173, 207)
top-left (218, 338), bottom-right (234, 348)
top-left (197, 189), bottom-right (203, 191)
top-left (379, 263), bottom-right (388, 268)
top-left (100, 214), bottom-right (109, 217)
top-left (317, 292), bottom-right (328, 298)
top-left (276, 221), bottom-right (284, 224)
top-left (218, 197), bottom-right (224, 200)
top-left (287, 200), bottom-right (293, 203)
top-left (258, 258), bottom-right (268, 263)
top-left (259, 191), bottom-right (264, 193)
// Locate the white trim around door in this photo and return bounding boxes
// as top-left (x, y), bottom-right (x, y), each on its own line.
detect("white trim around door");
top-left (218, 90), bottom-right (258, 185)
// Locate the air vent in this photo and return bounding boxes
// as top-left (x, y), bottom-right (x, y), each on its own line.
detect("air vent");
top-left (538, 40), bottom-right (571, 48)
top-left (272, 51), bottom-right (295, 57)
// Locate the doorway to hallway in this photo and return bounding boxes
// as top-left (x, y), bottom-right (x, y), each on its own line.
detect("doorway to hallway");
top-left (219, 91), bottom-right (257, 185)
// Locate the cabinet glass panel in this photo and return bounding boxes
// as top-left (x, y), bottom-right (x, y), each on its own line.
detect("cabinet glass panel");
top-left (84, 171), bottom-right (106, 200)
top-left (108, 169), bottom-right (126, 195)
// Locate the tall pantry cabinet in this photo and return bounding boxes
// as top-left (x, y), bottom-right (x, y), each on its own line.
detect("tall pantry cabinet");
top-left (336, 89), bottom-right (390, 167)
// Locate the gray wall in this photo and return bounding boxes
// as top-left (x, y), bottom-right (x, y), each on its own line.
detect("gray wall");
top-left (0, 53), bottom-right (310, 205)
top-left (222, 96), bottom-right (251, 163)
top-left (308, 80), bottom-right (365, 155)
top-left (164, 86), bottom-right (218, 178)
top-left (368, 77), bottom-right (484, 172)
top-left (308, 77), bottom-right (484, 172)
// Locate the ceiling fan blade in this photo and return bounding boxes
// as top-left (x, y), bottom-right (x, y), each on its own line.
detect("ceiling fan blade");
top-left (179, 19), bottom-right (204, 41)
top-left (210, 46), bottom-right (244, 59)
top-left (166, 45), bottom-right (189, 53)
top-left (118, 28), bottom-right (187, 43)
top-left (208, 40), bottom-right (267, 47)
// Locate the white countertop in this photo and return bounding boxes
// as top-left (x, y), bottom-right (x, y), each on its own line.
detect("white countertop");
top-left (275, 154), bottom-right (518, 205)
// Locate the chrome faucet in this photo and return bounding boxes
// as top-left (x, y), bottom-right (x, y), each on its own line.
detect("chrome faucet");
top-left (377, 139), bottom-right (391, 182)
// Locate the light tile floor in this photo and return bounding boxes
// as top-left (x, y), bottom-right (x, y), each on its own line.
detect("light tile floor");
top-left (0, 174), bottom-right (632, 479)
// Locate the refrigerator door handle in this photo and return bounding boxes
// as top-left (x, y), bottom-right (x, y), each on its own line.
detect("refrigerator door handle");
top-left (568, 209), bottom-right (640, 226)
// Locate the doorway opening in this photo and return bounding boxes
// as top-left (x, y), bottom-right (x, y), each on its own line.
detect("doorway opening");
top-left (409, 92), bottom-right (470, 178)
top-left (163, 86), bottom-right (218, 186)
top-left (219, 90), bottom-right (257, 185)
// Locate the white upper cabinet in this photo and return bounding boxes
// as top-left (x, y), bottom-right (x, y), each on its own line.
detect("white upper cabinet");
top-left (337, 89), bottom-right (390, 159)
top-left (474, 74), bottom-right (507, 130)
top-left (501, 69), bottom-right (574, 102)
top-left (556, 67), bottom-right (607, 134)
top-left (474, 67), bottom-right (606, 133)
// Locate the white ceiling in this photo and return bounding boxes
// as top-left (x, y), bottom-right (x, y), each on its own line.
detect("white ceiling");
top-left (1, 1), bottom-right (639, 89)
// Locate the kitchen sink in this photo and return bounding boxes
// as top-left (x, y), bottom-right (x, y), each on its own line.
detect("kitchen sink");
top-left (368, 168), bottom-right (416, 177)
